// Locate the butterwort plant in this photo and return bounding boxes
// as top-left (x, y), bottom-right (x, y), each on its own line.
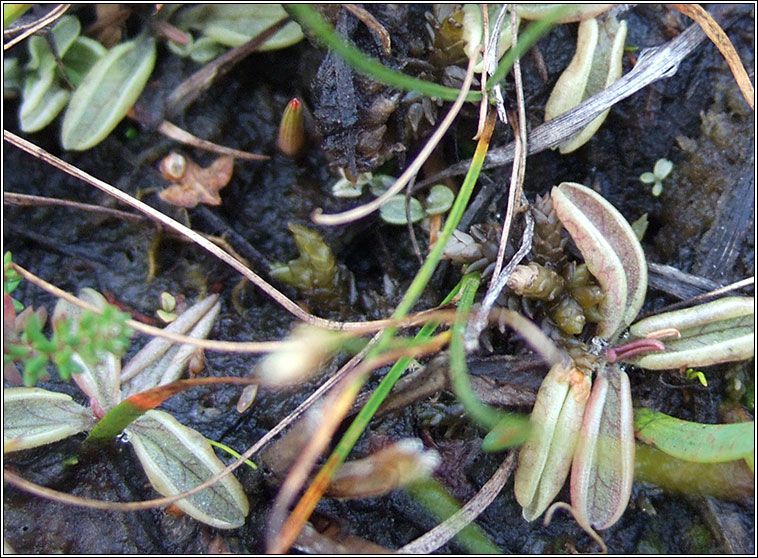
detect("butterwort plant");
top-left (512, 183), bottom-right (753, 551)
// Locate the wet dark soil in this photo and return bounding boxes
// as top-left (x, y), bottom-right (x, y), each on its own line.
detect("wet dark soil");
top-left (3, 5), bottom-right (754, 554)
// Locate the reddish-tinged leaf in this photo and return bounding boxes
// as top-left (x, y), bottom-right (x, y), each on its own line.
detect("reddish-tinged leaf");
top-left (552, 182), bottom-right (647, 338)
top-left (84, 377), bottom-right (257, 444)
top-left (570, 365), bottom-right (634, 530)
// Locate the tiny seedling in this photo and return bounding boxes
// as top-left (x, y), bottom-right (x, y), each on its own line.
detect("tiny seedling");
top-left (640, 158), bottom-right (674, 197)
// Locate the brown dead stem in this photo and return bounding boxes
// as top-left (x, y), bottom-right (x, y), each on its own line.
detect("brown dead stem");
top-left (670, 3), bottom-right (754, 109)
top-left (3, 130), bottom-right (394, 332)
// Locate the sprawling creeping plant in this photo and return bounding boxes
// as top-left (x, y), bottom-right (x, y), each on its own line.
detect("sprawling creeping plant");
top-left (489, 183), bottom-right (752, 550)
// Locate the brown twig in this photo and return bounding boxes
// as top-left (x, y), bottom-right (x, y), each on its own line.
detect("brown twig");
top-left (156, 120), bottom-right (269, 161)
top-left (3, 4), bottom-right (71, 50)
top-left (165, 16), bottom-right (291, 117)
top-left (3, 130), bottom-right (394, 332)
top-left (343, 4), bottom-right (391, 54)
top-left (3, 192), bottom-right (147, 223)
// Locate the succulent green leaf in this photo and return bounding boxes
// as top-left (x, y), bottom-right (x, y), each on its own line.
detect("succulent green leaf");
top-left (25, 16), bottom-right (80, 72)
top-left (120, 294), bottom-right (221, 397)
top-left (424, 185), bottom-right (456, 215)
top-left (634, 407), bottom-right (754, 463)
top-left (552, 182), bottom-right (647, 339)
top-left (627, 297), bottom-right (754, 369)
top-left (188, 37), bottom-right (227, 64)
top-left (174, 4), bottom-right (303, 50)
top-left (61, 36), bottom-right (107, 87)
top-left (639, 172), bottom-right (656, 184)
top-left (544, 16), bottom-right (627, 153)
top-left (515, 362), bottom-right (591, 521)
top-left (570, 365), bottom-right (634, 530)
top-left (653, 158), bottom-right (673, 180)
top-left (19, 83), bottom-right (70, 132)
top-left (3, 387), bottom-right (95, 452)
top-left (379, 195), bottom-right (424, 225)
top-left (61, 34), bottom-right (156, 151)
top-left (126, 410), bottom-right (249, 529)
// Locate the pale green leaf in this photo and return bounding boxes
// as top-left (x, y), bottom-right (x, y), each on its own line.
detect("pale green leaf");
top-left (639, 172), bottom-right (656, 184)
top-left (19, 83), bottom-right (69, 132)
top-left (424, 184), bottom-right (455, 215)
top-left (175, 4), bottom-right (303, 50)
top-left (126, 410), bottom-right (249, 529)
top-left (61, 34), bottom-right (156, 151)
top-left (3, 387), bottom-right (95, 452)
top-left (61, 35), bottom-right (107, 87)
top-left (628, 297), bottom-right (754, 369)
top-left (570, 365), bottom-right (634, 530)
top-left (20, 65), bottom-right (57, 118)
top-left (653, 158), bottom-right (673, 180)
top-left (515, 362), bottom-right (590, 521)
top-left (544, 16), bottom-right (627, 153)
top-left (379, 195), bottom-right (424, 225)
top-left (121, 295), bottom-right (221, 397)
top-left (635, 407), bottom-right (754, 463)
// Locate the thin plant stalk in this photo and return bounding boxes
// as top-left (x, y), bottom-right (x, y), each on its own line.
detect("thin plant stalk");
top-left (4, 131), bottom-right (398, 333)
top-left (448, 273), bottom-right (504, 428)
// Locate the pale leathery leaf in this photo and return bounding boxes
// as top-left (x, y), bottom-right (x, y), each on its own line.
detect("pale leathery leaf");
top-left (570, 365), bottom-right (634, 531)
top-left (126, 409), bottom-right (249, 529)
top-left (551, 182), bottom-right (647, 339)
top-left (544, 16), bottom-right (627, 153)
top-left (627, 297), bottom-right (754, 369)
top-left (4, 387), bottom-right (95, 452)
top-left (515, 362), bottom-right (591, 521)
top-left (635, 407), bottom-right (753, 463)
top-left (120, 294), bottom-right (221, 397)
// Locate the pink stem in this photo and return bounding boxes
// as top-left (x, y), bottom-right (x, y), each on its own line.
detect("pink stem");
top-left (606, 338), bottom-right (666, 363)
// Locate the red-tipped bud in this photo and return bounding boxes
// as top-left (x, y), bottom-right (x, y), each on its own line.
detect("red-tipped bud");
top-left (277, 98), bottom-right (306, 157)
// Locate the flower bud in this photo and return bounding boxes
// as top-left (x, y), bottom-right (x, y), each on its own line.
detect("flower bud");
top-left (277, 97), bottom-right (306, 157)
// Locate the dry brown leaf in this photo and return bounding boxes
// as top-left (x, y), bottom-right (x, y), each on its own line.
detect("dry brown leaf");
top-left (158, 153), bottom-right (234, 208)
